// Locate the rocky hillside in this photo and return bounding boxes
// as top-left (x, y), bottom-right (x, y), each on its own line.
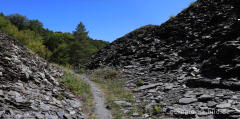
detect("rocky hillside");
top-left (89, 0), bottom-right (240, 118)
top-left (0, 31), bottom-right (85, 118)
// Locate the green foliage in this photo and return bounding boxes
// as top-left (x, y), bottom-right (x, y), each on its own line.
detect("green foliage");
top-left (154, 105), bottom-right (162, 114)
top-left (90, 39), bottom-right (109, 50)
top-left (59, 66), bottom-right (95, 117)
top-left (78, 67), bottom-right (87, 73)
top-left (0, 16), bottom-right (49, 58)
top-left (62, 70), bottom-right (91, 96)
top-left (0, 16), bottom-right (8, 28)
top-left (50, 43), bottom-right (70, 65)
top-left (44, 33), bottom-right (64, 51)
top-left (0, 12), bottom-right (109, 67)
top-left (73, 22), bottom-right (88, 40)
top-left (26, 20), bottom-right (43, 33)
top-left (7, 14), bottom-right (28, 30)
top-left (27, 40), bottom-right (47, 57)
top-left (90, 68), bottom-right (120, 80)
top-left (16, 30), bottom-right (41, 44)
top-left (2, 23), bottom-right (18, 36)
top-left (136, 80), bottom-right (144, 87)
top-left (0, 12), bottom-right (112, 118)
top-left (49, 23), bottom-right (108, 66)
top-left (0, 12), bottom-right (4, 17)
top-left (69, 39), bottom-right (97, 65)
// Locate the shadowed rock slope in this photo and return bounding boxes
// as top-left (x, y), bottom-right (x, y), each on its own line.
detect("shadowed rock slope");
top-left (89, 0), bottom-right (240, 118)
top-left (0, 31), bottom-right (85, 118)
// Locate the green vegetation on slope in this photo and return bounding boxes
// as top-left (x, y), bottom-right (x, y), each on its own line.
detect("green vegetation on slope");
top-left (0, 14), bottom-right (50, 58)
top-left (90, 68), bottom-right (144, 119)
top-left (0, 12), bottom-right (109, 67)
top-left (60, 66), bottom-right (97, 118)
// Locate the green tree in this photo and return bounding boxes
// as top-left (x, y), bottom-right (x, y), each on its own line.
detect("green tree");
top-left (1, 13), bottom-right (109, 67)
top-left (69, 39), bottom-right (98, 66)
top-left (27, 20), bottom-right (43, 33)
top-left (43, 32), bottom-right (74, 52)
top-left (7, 14), bottom-right (28, 30)
top-left (0, 12), bottom-right (4, 17)
top-left (50, 43), bottom-right (70, 65)
top-left (43, 33), bottom-right (62, 51)
top-left (73, 22), bottom-right (88, 40)
top-left (90, 39), bottom-right (109, 50)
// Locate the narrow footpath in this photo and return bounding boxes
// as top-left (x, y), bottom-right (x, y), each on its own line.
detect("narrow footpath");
top-left (80, 74), bottom-right (113, 119)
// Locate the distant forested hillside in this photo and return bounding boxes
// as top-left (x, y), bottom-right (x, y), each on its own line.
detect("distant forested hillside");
top-left (0, 12), bottom-right (109, 67)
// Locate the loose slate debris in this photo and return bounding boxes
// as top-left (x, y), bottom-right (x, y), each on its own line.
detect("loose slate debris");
top-left (0, 31), bottom-right (86, 118)
top-left (133, 83), bottom-right (163, 92)
top-left (88, 0), bottom-right (240, 118)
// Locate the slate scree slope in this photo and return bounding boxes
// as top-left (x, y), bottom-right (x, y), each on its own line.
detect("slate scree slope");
top-left (89, 0), bottom-right (240, 118)
top-left (0, 31), bottom-right (85, 118)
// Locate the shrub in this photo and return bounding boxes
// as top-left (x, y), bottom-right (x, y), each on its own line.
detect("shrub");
top-left (27, 40), bottom-right (48, 57)
top-left (0, 16), bottom-right (8, 29)
top-left (2, 23), bottom-right (18, 37)
top-left (91, 68), bottom-right (120, 81)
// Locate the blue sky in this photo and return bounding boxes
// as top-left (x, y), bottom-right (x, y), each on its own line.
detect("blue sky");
top-left (0, 0), bottom-right (196, 42)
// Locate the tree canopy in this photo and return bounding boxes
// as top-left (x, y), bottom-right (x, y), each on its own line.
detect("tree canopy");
top-left (6, 14), bottom-right (28, 30)
top-left (73, 22), bottom-right (89, 40)
top-left (0, 13), bottom-right (109, 67)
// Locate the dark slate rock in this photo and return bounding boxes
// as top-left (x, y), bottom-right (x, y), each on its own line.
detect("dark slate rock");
top-left (133, 83), bottom-right (163, 91)
top-left (0, 31), bottom-right (85, 118)
top-left (207, 101), bottom-right (217, 107)
top-left (179, 98), bottom-right (197, 104)
top-left (86, 0), bottom-right (240, 118)
top-left (198, 94), bottom-right (214, 102)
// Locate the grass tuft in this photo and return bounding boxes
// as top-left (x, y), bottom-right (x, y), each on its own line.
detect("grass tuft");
top-left (154, 105), bottom-right (162, 114)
